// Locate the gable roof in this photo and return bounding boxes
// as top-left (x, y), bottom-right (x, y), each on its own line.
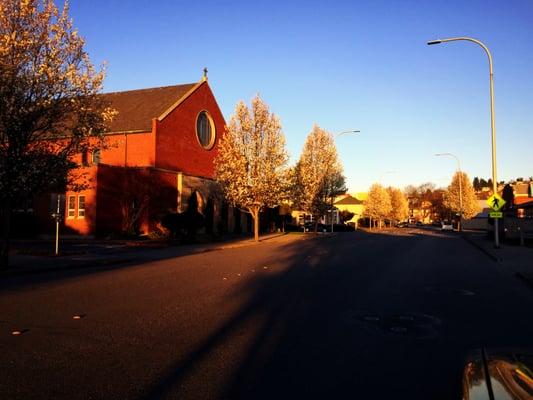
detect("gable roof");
top-left (335, 195), bottom-right (364, 206)
top-left (102, 82), bottom-right (199, 133)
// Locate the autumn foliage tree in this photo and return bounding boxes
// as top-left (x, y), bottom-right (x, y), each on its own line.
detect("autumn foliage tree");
top-left (292, 125), bottom-right (346, 231)
top-left (0, 0), bottom-right (114, 267)
top-left (387, 187), bottom-right (409, 225)
top-left (364, 183), bottom-right (392, 229)
top-left (444, 171), bottom-right (479, 220)
top-left (214, 95), bottom-right (289, 242)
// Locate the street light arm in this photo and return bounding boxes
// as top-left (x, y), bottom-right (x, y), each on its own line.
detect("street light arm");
top-left (435, 152), bottom-right (461, 171)
top-left (334, 130), bottom-right (361, 138)
top-left (427, 37), bottom-right (493, 74)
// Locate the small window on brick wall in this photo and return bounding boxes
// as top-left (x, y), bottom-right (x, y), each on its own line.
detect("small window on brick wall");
top-left (92, 149), bottom-right (101, 165)
top-left (78, 196), bottom-right (85, 218)
top-left (67, 196), bottom-right (76, 218)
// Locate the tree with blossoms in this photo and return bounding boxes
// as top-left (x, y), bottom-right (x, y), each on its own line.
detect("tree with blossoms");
top-left (214, 95), bottom-right (289, 242)
top-left (444, 171), bottom-right (479, 221)
top-left (387, 186), bottom-right (409, 225)
top-left (0, 0), bottom-right (115, 268)
top-left (292, 125), bottom-right (346, 231)
top-left (364, 183), bottom-right (392, 229)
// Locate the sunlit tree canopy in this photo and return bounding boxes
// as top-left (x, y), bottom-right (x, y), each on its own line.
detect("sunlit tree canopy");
top-left (214, 95), bottom-right (289, 241)
top-left (292, 124), bottom-right (346, 224)
top-left (444, 171), bottom-right (479, 219)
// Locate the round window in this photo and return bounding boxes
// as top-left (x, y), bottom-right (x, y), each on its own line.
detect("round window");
top-left (196, 111), bottom-right (215, 149)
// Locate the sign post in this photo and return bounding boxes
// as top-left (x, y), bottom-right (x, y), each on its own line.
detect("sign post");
top-left (51, 194), bottom-right (64, 256)
top-left (486, 194), bottom-right (505, 243)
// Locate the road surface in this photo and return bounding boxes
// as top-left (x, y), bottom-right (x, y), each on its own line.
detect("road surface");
top-left (1, 229), bottom-right (532, 399)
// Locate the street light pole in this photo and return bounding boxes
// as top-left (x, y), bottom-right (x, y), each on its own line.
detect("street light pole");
top-left (428, 37), bottom-right (499, 247)
top-left (331, 130), bottom-right (360, 233)
top-left (435, 153), bottom-right (463, 231)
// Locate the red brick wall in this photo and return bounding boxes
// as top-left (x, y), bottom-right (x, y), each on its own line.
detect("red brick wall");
top-left (155, 82), bottom-right (226, 178)
top-left (98, 131), bottom-right (155, 167)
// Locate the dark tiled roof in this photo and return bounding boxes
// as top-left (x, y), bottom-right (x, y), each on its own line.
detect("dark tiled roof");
top-left (102, 83), bottom-right (198, 133)
top-left (335, 195), bottom-right (364, 205)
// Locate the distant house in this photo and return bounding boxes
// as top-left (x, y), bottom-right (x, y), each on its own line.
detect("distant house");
top-left (288, 193), bottom-right (366, 227)
top-left (34, 74), bottom-right (244, 236)
top-left (462, 199), bottom-right (490, 230)
top-left (408, 198), bottom-right (433, 223)
top-left (514, 180), bottom-right (532, 195)
top-left (513, 180), bottom-right (533, 205)
top-left (334, 193), bottom-right (367, 227)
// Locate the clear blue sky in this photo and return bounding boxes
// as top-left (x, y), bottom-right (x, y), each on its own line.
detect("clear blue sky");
top-left (68, 0), bottom-right (533, 193)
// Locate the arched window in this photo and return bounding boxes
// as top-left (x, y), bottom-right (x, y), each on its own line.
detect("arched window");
top-left (196, 111), bottom-right (216, 149)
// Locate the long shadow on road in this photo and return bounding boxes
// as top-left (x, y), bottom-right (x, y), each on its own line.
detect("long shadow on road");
top-left (137, 230), bottom-right (533, 399)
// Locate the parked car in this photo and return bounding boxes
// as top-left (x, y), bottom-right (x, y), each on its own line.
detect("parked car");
top-left (396, 221), bottom-right (408, 228)
top-left (303, 222), bottom-right (329, 232)
top-left (462, 348), bottom-right (533, 399)
top-left (441, 221), bottom-right (453, 231)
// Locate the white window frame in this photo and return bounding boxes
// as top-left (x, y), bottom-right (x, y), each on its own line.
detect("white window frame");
top-left (67, 195), bottom-right (76, 219)
top-left (78, 195), bottom-right (85, 218)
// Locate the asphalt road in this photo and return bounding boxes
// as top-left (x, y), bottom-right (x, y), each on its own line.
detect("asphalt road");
top-left (1, 229), bottom-right (532, 399)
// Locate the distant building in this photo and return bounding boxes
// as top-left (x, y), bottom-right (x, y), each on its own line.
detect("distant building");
top-left (334, 193), bottom-right (367, 227)
top-left (466, 179), bottom-right (533, 233)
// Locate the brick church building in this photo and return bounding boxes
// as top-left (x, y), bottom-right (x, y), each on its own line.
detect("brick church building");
top-left (39, 73), bottom-right (243, 237)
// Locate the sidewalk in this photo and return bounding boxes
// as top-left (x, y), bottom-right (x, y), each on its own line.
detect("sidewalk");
top-left (461, 231), bottom-right (533, 288)
top-left (2, 232), bottom-right (290, 277)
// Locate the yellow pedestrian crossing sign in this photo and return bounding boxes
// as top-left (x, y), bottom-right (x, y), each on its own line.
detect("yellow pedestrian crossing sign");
top-left (487, 194), bottom-right (505, 211)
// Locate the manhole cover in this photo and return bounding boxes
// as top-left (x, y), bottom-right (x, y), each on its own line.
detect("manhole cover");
top-left (347, 311), bottom-right (442, 339)
top-left (390, 326), bottom-right (408, 334)
top-left (425, 286), bottom-right (475, 296)
top-left (396, 314), bottom-right (415, 322)
top-left (454, 289), bottom-right (475, 296)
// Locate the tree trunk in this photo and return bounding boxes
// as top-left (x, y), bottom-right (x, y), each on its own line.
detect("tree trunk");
top-left (251, 207), bottom-right (260, 242)
top-left (1, 199), bottom-right (12, 270)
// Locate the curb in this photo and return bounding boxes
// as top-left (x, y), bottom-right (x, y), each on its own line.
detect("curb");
top-left (1, 257), bottom-right (135, 278)
top-left (217, 232), bottom-right (289, 250)
top-left (2, 233), bottom-right (291, 278)
top-left (460, 233), bottom-right (501, 263)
